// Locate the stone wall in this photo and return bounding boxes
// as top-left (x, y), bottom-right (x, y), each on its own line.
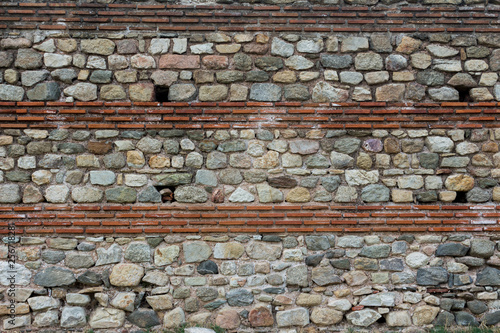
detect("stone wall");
top-left (1, 0), bottom-right (500, 331)
top-left (2, 234), bottom-right (500, 331)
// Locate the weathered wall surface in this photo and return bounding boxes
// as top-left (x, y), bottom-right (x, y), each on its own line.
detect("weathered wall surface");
top-left (1, 0), bottom-right (500, 332)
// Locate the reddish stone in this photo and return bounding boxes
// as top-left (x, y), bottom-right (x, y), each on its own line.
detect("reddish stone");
top-left (88, 141), bottom-right (112, 155)
top-left (362, 139), bottom-right (383, 153)
top-left (202, 55), bottom-right (229, 70)
top-left (273, 295), bottom-right (293, 305)
top-left (249, 306), bottom-right (274, 327)
top-left (159, 55), bottom-right (200, 69)
top-left (216, 309), bottom-right (240, 329)
top-left (482, 142), bottom-right (499, 153)
top-left (212, 189), bottom-right (224, 203)
top-left (116, 40), bottom-right (138, 54)
top-left (352, 305), bottom-right (364, 311)
top-left (243, 43), bottom-right (269, 54)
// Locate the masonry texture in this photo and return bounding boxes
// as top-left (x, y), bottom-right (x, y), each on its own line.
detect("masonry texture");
top-left (1, 0), bottom-right (500, 331)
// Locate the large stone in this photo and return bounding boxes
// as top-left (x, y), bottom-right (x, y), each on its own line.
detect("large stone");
top-left (470, 239), bottom-right (495, 258)
top-left (0, 84), bottom-right (24, 101)
top-left (15, 49), bottom-right (43, 69)
top-left (312, 82), bottom-right (349, 102)
top-left (105, 187), bottom-right (137, 203)
top-left (375, 84), bottom-right (405, 102)
top-left (425, 136), bottom-right (454, 153)
top-left (361, 184), bottom-right (390, 202)
top-left (445, 174), bottom-right (474, 191)
top-left (81, 39), bottom-right (115, 55)
top-left (247, 242), bottom-right (282, 260)
top-left (476, 266), bottom-right (500, 285)
top-left (96, 244), bottom-right (122, 266)
top-left (360, 244), bottom-right (391, 258)
top-left (227, 289), bottom-right (254, 306)
top-left (412, 306), bottom-right (439, 326)
top-left (89, 308), bottom-right (125, 329)
top-left (360, 292), bottom-right (396, 307)
top-left (130, 83), bottom-right (155, 101)
top-left (276, 308), bottom-right (309, 327)
top-left (271, 38), bottom-right (294, 57)
top-left (355, 52), bottom-right (383, 70)
top-left (174, 186), bottom-right (207, 203)
top-left (64, 83), bottom-right (97, 101)
top-left (346, 309), bottom-right (382, 327)
top-left (320, 54), bottom-right (353, 69)
top-left (286, 187), bottom-right (311, 203)
top-left (429, 87), bottom-right (459, 101)
top-left (249, 306), bottom-right (274, 327)
top-left (61, 306), bottom-right (86, 328)
top-left (154, 245), bottom-right (179, 266)
top-left (183, 241), bottom-right (212, 263)
top-left (312, 266), bottom-right (341, 286)
top-left (109, 263), bottom-right (144, 286)
top-left (199, 85), bottom-right (228, 101)
top-left (0, 184), bottom-right (21, 203)
top-left (127, 309), bottom-right (161, 328)
top-left (416, 267), bottom-right (448, 286)
top-left (250, 83), bottom-right (282, 101)
top-left (34, 267), bottom-right (75, 287)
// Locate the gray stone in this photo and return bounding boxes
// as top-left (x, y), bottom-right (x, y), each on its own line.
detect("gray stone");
top-left (436, 243), bottom-right (469, 256)
top-left (483, 311), bottom-right (500, 326)
top-left (416, 267), bottom-right (448, 286)
top-left (455, 311), bottom-right (479, 327)
top-left (61, 306), bottom-right (86, 328)
top-left (0, 184), bottom-right (21, 203)
top-left (124, 242), bottom-right (151, 262)
top-left (416, 70), bottom-right (445, 86)
top-left (355, 52), bottom-right (383, 70)
top-left (467, 300), bottom-right (488, 314)
top-left (312, 82), bottom-right (348, 102)
top-left (21, 70), bottom-right (50, 86)
top-left (360, 292), bottom-right (396, 307)
top-left (340, 71), bottom-right (363, 85)
top-left (276, 308), bottom-right (309, 327)
top-left (15, 49), bottom-right (43, 69)
top-left (206, 151), bottom-right (227, 169)
top-left (216, 71), bottom-right (244, 83)
top-left (250, 83), bottom-right (282, 101)
top-left (285, 55), bottom-right (314, 70)
top-left (467, 187), bottom-right (491, 203)
top-left (361, 184), bottom-right (390, 202)
top-left (255, 57), bottom-right (284, 71)
top-left (448, 73), bottom-right (477, 88)
top-left (284, 84), bottom-right (310, 101)
top-left (469, 239), bottom-right (495, 258)
top-left (229, 188), bottom-right (254, 202)
top-left (346, 309), bottom-right (382, 327)
top-left (321, 176), bottom-right (341, 192)
top-left (334, 138), bottom-right (361, 154)
top-left (196, 170), bottom-right (218, 187)
top-left (320, 54), bottom-right (353, 69)
top-left (476, 266), bottom-right (500, 285)
top-left (96, 244), bottom-right (122, 266)
top-left (0, 84), bottom-right (24, 101)
top-left (65, 251), bottom-right (94, 268)
top-left (169, 84), bottom-right (196, 101)
top-left (425, 136), bottom-right (454, 153)
top-left (103, 153), bottom-right (126, 169)
top-left (286, 265), bottom-right (309, 287)
top-left (429, 87), bottom-right (459, 101)
top-left (247, 242), bottom-right (282, 260)
top-left (386, 54), bottom-right (407, 71)
top-left (42, 250), bottom-right (65, 264)
top-left (312, 266), bottom-right (341, 286)
top-left (90, 170), bottom-right (116, 186)
top-left (174, 186), bottom-right (207, 203)
top-left (226, 289), bottom-right (254, 306)
top-left (256, 184), bottom-right (283, 203)
top-left (153, 173), bottom-right (192, 186)
top-left (360, 244), bottom-right (391, 258)
top-left (128, 309), bottom-right (161, 328)
top-left (105, 187), bottom-right (136, 203)
top-left (271, 38), bottom-right (294, 57)
top-left (34, 267), bottom-right (76, 287)
top-left (64, 83), bottom-right (97, 101)
top-left (305, 236), bottom-right (331, 251)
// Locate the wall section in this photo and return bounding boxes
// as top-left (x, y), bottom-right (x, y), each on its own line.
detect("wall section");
top-left (1, 0), bottom-right (500, 332)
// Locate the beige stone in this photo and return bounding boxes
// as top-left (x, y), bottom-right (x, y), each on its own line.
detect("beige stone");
top-left (146, 295), bottom-right (174, 311)
top-left (149, 155), bottom-right (170, 168)
top-left (115, 70), bottom-right (137, 83)
top-left (445, 174), bottom-right (474, 191)
top-left (109, 264), bottom-right (144, 286)
top-left (129, 83), bottom-right (154, 102)
top-left (296, 293), bottom-right (322, 306)
top-left (439, 191), bottom-right (456, 202)
top-left (253, 151), bottom-right (279, 169)
top-left (100, 85), bottom-right (126, 100)
top-left (273, 71), bottom-right (296, 83)
top-left (392, 189), bottom-right (413, 203)
top-left (216, 44), bottom-right (241, 54)
top-left (57, 39), bottom-right (78, 53)
top-left (310, 308), bottom-right (343, 325)
top-left (412, 306), bottom-right (439, 326)
top-left (285, 187), bottom-right (311, 203)
top-left (216, 309), bottom-right (240, 329)
top-left (127, 151), bottom-right (145, 168)
top-left (396, 36), bottom-right (422, 54)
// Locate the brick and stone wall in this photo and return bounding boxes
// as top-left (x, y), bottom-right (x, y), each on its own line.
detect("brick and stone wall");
top-left (1, 0), bottom-right (500, 331)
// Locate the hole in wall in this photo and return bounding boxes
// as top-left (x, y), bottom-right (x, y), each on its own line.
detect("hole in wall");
top-left (457, 88), bottom-right (471, 102)
top-left (154, 185), bottom-right (176, 203)
top-left (453, 191), bottom-right (467, 203)
top-left (154, 86), bottom-right (169, 103)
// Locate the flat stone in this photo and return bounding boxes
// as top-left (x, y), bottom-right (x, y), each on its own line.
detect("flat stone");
top-left (416, 267), bottom-right (448, 286)
top-left (276, 308), bottom-right (309, 327)
top-left (81, 39), bottom-right (115, 55)
top-left (250, 83), bottom-right (282, 102)
top-left (89, 308), bottom-right (125, 329)
top-left (109, 263), bottom-right (144, 286)
top-left (312, 82), bottom-right (349, 102)
top-left (34, 267), bottom-right (75, 287)
top-left (321, 54), bottom-right (353, 69)
top-left (346, 309), bottom-right (382, 327)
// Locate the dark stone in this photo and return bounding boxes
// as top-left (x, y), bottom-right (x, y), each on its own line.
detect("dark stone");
top-left (87, 141), bottom-right (113, 155)
top-left (284, 84), bottom-right (310, 101)
top-left (77, 271), bottom-right (103, 286)
top-left (197, 260), bottom-right (218, 275)
top-left (397, 234), bottom-right (415, 243)
top-left (255, 56), bottom-right (283, 71)
top-left (436, 243), bottom-right (469, 257)
top-left (455, 311), bottom-right (479, 327)
top-left (218, 140), bottom-right (247, 152)
top-left (434, 311), bottom-right (455, 327)
top-left (127, 309), bottom-right (161, 328)
top-left (417, 70), bottom-right (445, 86)
top-left (478, 178), bottom-right (497, 188)
top-left (466, 187), bottom-right (491, 203)
top-left (483, 311), bottom-right (500, 326)
top-left (451, 274), bottom-right (473, 286)
top-left (359, 244), bottom-right (391, 259)
top-left (246, 70), bottom-right (270, 82)
top-left (158, 129), bottom-right (185, 138)
top-left (57, 143), bottom-right (85, 154)
top-left (451, 299), bottom-right (466, 310)
top-left (416, 267), bottom-right (448, 286)
top-left (330, 259), bottom-right (350, 270)
top-left (476, 266), bottom-right (500, 286)
top-left (380, 258), bottom-right (404, 271)
top-left (256, 130), bottom-right (274, 141)
top-left (199, 140), bottom-right (217, 152)
top-left (34, 267), bottom-right (76, 287)
top-left (226, 289), bottom-right (254, 306)
top-left (262, 288), bottom-right (285, 294)
top-left (305, 235), bottom-right (332, 251)
top-left (146, 237), bottom-right (163, 248)
top-left (121, 131), bottom-right (145, 139)
top-left (186, 131), bottom-right (204, 141)
top-left (6, 171), bottom-right (31, 182)
top-left (305, 254), bottom-right (324, 267)
top-left (417, 191), bottom-right (438, 202)
top-left (466, 300), bottom-right (488, 314)
top-left (419, 153), bottom-right (439, 169)
top-left (321, 176), bottom-right (341, 192)
top-left (268, 176), bottom-right (298, 188)
top-left (262, 235), bottom-right (281, 242)
top-left (204, 300), bottom-right (226, 310)
top-left (234, 53), bottom-right (252, 71)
